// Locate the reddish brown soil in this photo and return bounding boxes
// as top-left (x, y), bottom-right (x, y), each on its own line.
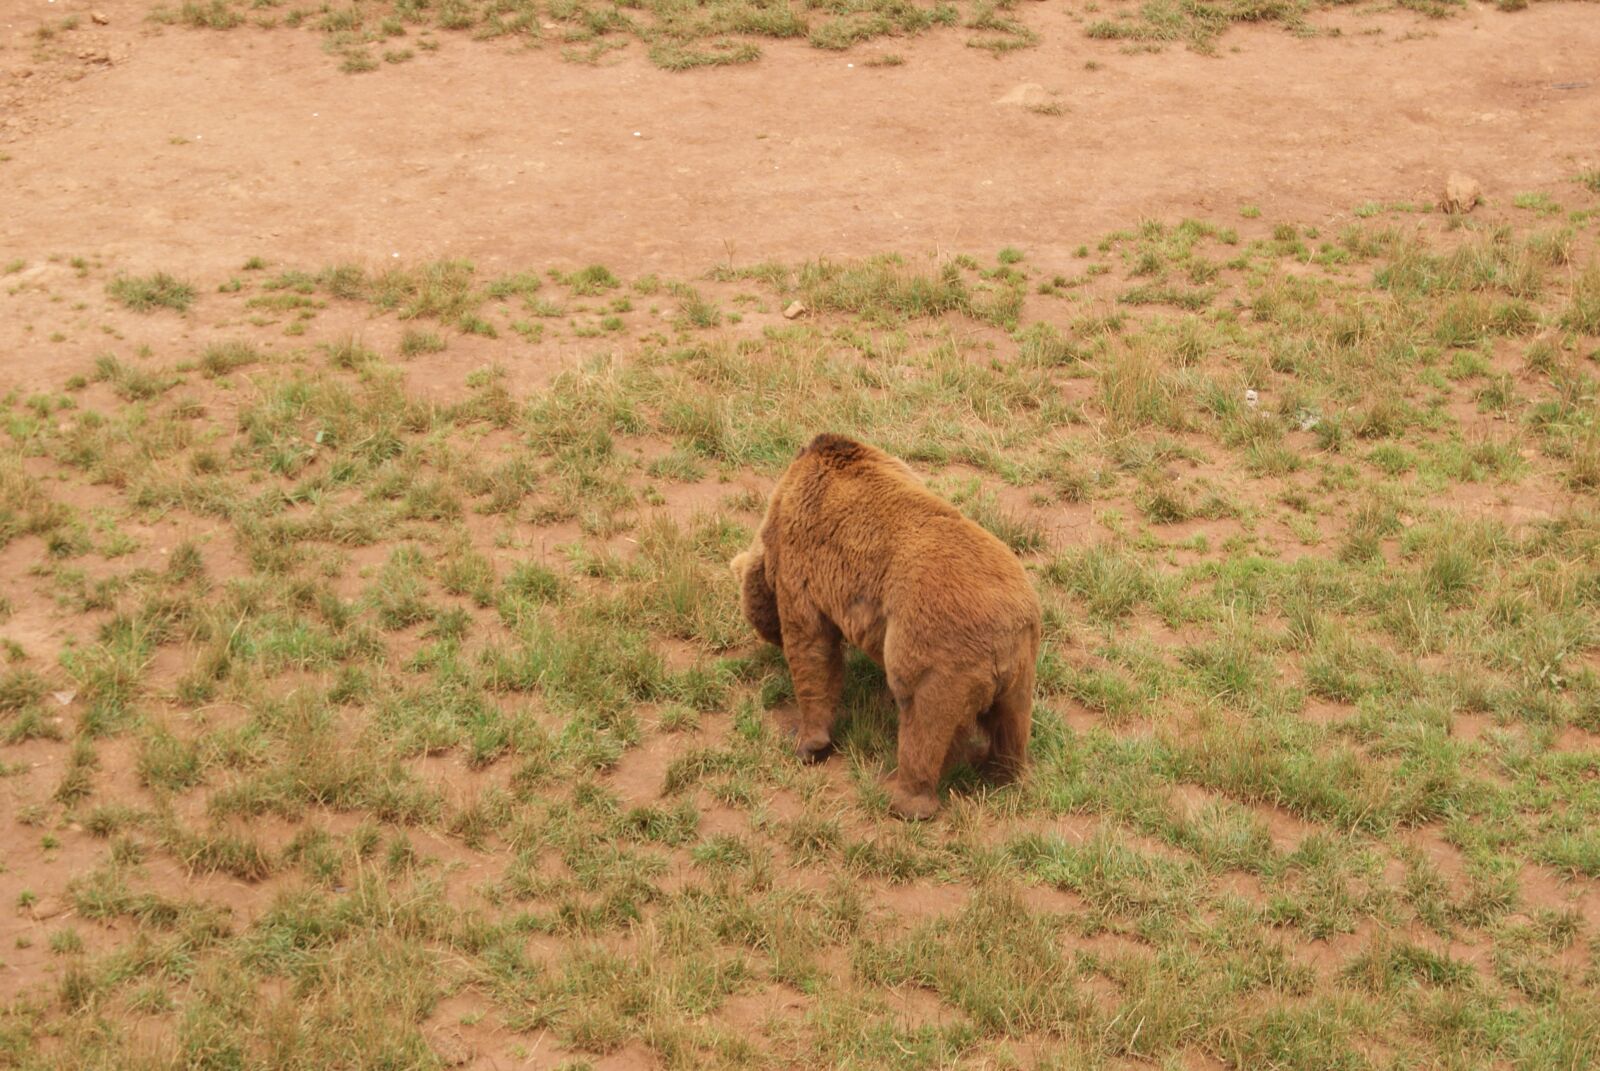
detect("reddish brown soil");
top-left (4, 2), bottom-right (1600, 396)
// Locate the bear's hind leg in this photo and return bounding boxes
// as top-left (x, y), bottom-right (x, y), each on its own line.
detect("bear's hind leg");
top-left (732, 549), bottom-right (783, 648)
top-left (887, 672), bottom-right (986, 820)
top-left (980, 662), bottom-right (1034, 784)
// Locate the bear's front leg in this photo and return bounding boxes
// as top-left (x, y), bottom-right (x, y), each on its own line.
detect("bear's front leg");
top-left (778, 603), bottom-right (844, 762)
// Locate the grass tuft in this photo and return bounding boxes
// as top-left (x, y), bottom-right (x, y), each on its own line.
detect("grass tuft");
top-left (107, 272), bottom-right (196, 312)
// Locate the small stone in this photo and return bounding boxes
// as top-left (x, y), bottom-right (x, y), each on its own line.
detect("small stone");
top-left (1244, 388), bottom-right (1259, 409)
top-left (429, 1034), bottom-right (472, 1067)
top-left (782, 301), bottom-right (806, 319)
top-left (90, 10), bottom-right (109, 23)
top-left (995, 82), bottom-right (1050, 108)
top-left (1442, 172), bottom-right (1482, 214)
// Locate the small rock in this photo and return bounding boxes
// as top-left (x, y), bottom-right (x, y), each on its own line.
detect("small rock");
top-left (429, 1034), bottom-right (472, 1067)
top-left (51, 690), bottom-right (77, 706)
top-left (90, 10), bottom-right (109, 23)
top-left (782, 300), bottom-right (806, 319)
top-left (995, 82), bottom-right (1050, 108)
top-left (1244, 388), bottom-right (1259, 409)
top-left (1442, 172), bottom-right (1482, 214)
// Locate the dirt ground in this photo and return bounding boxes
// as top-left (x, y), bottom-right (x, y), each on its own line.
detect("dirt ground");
top-left (3, 2), bottom-right (1599, 396)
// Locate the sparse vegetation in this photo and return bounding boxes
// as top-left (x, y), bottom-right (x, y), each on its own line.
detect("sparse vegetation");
top-left (1078, 0), bottom-right (1498, 52)
top-left (151, 0), bottom-right (1039, 70)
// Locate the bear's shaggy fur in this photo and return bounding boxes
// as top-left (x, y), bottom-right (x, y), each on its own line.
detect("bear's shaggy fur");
top-left (730, 434), bottom-right (1042, 819)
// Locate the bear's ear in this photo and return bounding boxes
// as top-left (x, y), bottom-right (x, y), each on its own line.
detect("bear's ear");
top-left (733, 548), bottom-right (783, 648)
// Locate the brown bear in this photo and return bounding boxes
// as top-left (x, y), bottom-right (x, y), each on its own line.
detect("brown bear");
top-left (730, 433), bottom-right (1042, 820)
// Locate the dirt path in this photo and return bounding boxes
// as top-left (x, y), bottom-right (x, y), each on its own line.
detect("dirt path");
top-left (1, 2), bottom-right (1597, 393)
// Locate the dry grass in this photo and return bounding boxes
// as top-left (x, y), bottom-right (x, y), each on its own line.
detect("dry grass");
top-left (3, 193), bottom-right (1600, 1069)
